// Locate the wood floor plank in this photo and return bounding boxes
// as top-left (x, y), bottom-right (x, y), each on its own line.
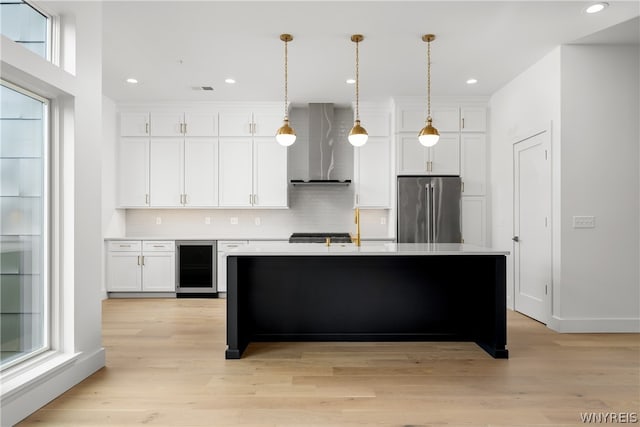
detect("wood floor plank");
top-left (17, 298), bottom-right (640, 426)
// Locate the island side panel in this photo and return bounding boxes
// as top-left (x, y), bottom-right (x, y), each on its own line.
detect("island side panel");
top-left (225, 255), bottom-right (250, 359)
top-left (473, 255), bottom-right (509, 358)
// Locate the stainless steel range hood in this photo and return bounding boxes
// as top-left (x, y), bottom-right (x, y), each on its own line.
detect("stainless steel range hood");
top-left (290, 103), bottom-right (352, 186)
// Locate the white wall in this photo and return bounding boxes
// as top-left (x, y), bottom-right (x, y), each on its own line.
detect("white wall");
top-left (489, 43), bottom-right (640, 332)
top-left (488, 47), bottom-right (562, 310)
top-left (558, 44), bottom-right (639, 330)
top-left (0, 3), bottom-right (106, 425)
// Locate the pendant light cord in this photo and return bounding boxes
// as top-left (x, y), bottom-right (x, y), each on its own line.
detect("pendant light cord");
top-left (427, 38), bottom-right (432, 121)
top-left (284, 38), bottom-right (289, 120)
top-left (355, 38), bottom-right (360, 121)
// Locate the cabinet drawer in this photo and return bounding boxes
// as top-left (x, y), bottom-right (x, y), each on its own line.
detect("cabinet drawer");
top-left (108, 241), bottom-right (141, 252)
top-left (143, 241), bottom-right (175, 252)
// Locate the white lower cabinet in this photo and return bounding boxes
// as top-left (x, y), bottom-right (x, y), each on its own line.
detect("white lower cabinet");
top-left (216, 241), bottom-right (249, 292)
top-left (461, 197), bottom-right (486, 247)
top-left (107, 241), bottom-right (175, 293)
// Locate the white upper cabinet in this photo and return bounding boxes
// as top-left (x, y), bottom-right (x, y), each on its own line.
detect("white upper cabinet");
top-left (354, 136), bottom-right (391, 208)
top-left (150, 113), bottom-right (184, 136)
top-left (218, 137), bottom-right (288, 208)
top-left (184, 113), bottom-right (217, 136)
top-left (461, 133), bottom-right (486, 196)
top-left (150, 112), bottom-right (218, 137)
top-left (118, 137), bottom-right (149, 207)
top-left (184, 138), bottom-right (218, 206)
top-left (219, 112), bottom-right (253, 136)
top-left (460, 107), bottom-right (487, 132)
top-left (252, 111), bottom-right (285, 137)
top-left (149, 138), bottom-right (184, 207)
top-left (397, 133), bottom-right (460, 175)
top-left (218, 137), bottom-right (254, 207)
top-left (396, 105), bottom-right (459, 133)
top-left (253, 138), bottom-right (288, 207)
top-left (219, 108), bottom-right (283, 137)
top-left (120, 113), bottom-right (150, 137)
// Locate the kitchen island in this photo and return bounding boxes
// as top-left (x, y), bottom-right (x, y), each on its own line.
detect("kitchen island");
top-left (225, 242), bottom-right (509, 359)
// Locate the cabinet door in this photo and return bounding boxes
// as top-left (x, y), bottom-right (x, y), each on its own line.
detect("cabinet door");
top-left (430, 133), bottom-right (460, 175)
top-left (107, 253), bottom-right (142, 291)
top-left (461, 196), bottom-right (485, 246)
top-left (253, 137), bottom-right (288, 207)
top-left (150, 112), bottom-right (184, 137)
top-left (118, 137), bottom-right (149, 207)
top-left (184, 138), bottom-right (218, 206)
top-left (396, 106), bottom-right (425, 133)
top-left (142, 252), bottom-right (175, 292)
top-left (219, 111), bottom-right (252, 136)
top-left (431, 106), bottom-right (460, 132)
top-left (150, 138), bottom-right (183, 207)
top-left (397, 133), bottom-right (429, 174)
top-left (460, 107), bottom-right (486, 132)
top-left (218, 137), bottom-right (253, 206)
top-left (252, 111), bottom-right (284, 137)
top-left (184, 113), bottom-right (217, 137)
top-left (461, 133), bottom-right (486, 196)
top-left (355, 137), bottom-right (390, 208)
top-left (358, 111), bottom-right (390, 137)
top-left (120, 113), bottom-right (149, 136)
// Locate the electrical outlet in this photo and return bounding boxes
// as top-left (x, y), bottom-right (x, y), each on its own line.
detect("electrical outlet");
top-left (204, 217), bottom-right (211, 225)
top-left (254, 217), bottom-right (261, 226)
top-left (155, 217), bottom-right (162, 225)
top-left (380, 217), bottom-right (386, 225)
top-left (230, 217), bottom-right (238, 225)
top-left (573, 215), bottom-right (595, 229)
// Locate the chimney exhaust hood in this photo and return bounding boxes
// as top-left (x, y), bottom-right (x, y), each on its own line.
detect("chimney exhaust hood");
top-left (290, 103), bottom-right (352, 186)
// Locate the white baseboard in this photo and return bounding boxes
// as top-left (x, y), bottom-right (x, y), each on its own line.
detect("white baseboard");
top-left (547, 316), bottom-right (640, 333)
top-left (1, 348), bottom-right (105, 426)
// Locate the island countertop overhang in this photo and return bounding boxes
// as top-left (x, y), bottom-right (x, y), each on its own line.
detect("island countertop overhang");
top-left (225, 242), bottom-right (509, 256)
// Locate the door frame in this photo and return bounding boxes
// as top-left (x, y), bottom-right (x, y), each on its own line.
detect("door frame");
top-left (512, 125), bottom-right (553, 324)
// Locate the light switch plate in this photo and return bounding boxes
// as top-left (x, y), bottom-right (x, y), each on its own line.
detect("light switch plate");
top-left (573, 216), bottom-right (595, 228)
top-left (155, 217), bottom-right (162, 225)
top-left (230, 217), bottom-right (238, 225)
top-left (204, 217), bottom-right (211, 225)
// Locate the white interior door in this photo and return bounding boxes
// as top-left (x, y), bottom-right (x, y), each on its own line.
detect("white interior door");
top-left (513, 131), bottom-right (551, 323)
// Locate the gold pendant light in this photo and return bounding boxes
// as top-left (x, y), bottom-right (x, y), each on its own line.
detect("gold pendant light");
top-left (275, 33), bottom-right (296, 147)
top-left (348, 34), bottom-right (368, 147)
top-left (418, 34), bottom-right (440, 147)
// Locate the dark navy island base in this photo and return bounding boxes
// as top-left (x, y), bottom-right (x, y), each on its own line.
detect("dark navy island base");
top-left (226, 254), bottom-right (508, 359)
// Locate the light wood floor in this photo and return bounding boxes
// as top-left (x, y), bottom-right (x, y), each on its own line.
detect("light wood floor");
top-left (18, 298), bottom-right (639, 426)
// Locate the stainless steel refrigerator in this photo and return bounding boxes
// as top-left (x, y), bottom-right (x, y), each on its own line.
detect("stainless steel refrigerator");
top-left (397, 176), bottom-right (462, 243)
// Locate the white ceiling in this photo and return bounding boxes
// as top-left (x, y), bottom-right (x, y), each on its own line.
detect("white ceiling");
top-left (102, 1), bottom-right (640, 106)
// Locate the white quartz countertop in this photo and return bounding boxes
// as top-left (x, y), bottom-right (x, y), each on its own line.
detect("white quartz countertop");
top-left (224, 241), bottom-right (509, 256)
top-left (104, 236), bottom-right (395, 242)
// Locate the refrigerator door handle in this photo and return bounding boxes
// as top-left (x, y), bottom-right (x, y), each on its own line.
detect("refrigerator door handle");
top-left (425, 183), bottom-right (431, 243)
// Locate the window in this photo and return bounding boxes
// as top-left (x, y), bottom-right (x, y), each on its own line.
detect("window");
top-left (0, 1), bottom-right (50, 60)
top-left (0, 81), bottom-right (49, 370)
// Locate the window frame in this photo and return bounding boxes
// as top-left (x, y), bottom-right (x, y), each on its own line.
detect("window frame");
top-left (0, 78), bottom-right (51, 372)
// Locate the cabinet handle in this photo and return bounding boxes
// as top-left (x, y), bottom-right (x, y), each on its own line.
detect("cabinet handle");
top-left (253, 194), bottom-right (257, 205)
top-left (462, 118), bottom-right (465, 129)
top-left (119, 244), bottom-right (131, 248)
top-left (184, 123), bottom-right (188, 134)
top-left (141, 256), bottom-right (145, 266)
top-left (152, 245), bottom-right (164, 248)
top-left (356, 194), bottom-right (360, 204)
top-left (184, 194), bottom-right (188, 205)
top-left (462, 181), bottom-right (465, 193)
top-left (137, 255), bottom-right (141, 265)
top-left (145, 123), bottom-right (149, 134)
top-left (145, 194), bottom-right (150, 205)
top-left (249, 194), bottom-right (252, 204)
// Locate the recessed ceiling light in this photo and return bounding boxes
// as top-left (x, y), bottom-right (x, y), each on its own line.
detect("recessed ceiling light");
top-left (585, 2), bottom-right (608, 13)
top-left (466, 78), bottom-right (478, 85)
top-left (225, 78), bottom-right (236, 84)
top-left (346, 78), bottom-right (356, 84)
top-left (126, 78), bottom-right (138, 84)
